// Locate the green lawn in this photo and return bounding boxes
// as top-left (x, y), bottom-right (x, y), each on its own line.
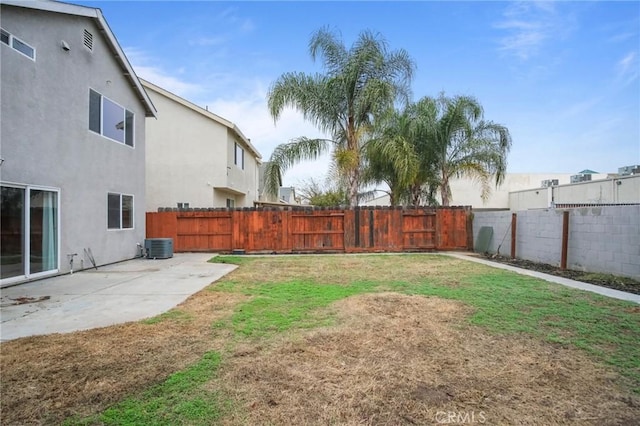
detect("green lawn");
top-left (67, 254), bottom-right (640, 425)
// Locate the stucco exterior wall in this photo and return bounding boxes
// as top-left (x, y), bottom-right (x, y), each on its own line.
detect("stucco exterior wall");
top-left (143, 83), bottom-right (260, 210)
top-left (145, 88), bottom-right (226, 209)
top-left (1, 5), bottom-right (147, 279)
top-left (447, 173), bottom-right (576, 208)
top-left (509, 188), bottom-right (552, 211)
top-left (364, 173), bottom-right (579, 208)
top-left (509, 175), bottom-right (640, 210)
top-left (553, 175), bottom-right (640, 205)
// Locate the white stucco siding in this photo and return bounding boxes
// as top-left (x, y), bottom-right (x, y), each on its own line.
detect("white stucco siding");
top-left (553, 175), bottom-right (640, 205)
top-left (224, 132), bottom-right (260, 207)
top-left (447, 174), bottom-right (576, 208)
top-left (144, 87), bottom-right (228, 210)
top-left (143, 81), bottom-right (261, 210)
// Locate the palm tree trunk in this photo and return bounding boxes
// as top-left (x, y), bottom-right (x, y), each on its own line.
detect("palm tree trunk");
top-left (441, 173), bottom-right (451, 206)
top-left (348, 168), bottom-right (359, 207)
top-left (410, 183), bottom-right (421, 207)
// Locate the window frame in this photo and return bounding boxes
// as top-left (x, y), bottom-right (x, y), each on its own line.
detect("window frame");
top-left (234, 143), bottom-right (245, 170)
top-left (0, 28), bottom-right (36, 61)
top-left (89, 89), bottom-right (135, 148)
top-left (107, 192), bottom-right (134, 230)
top-left (0, 182), bottom-right (60, 284)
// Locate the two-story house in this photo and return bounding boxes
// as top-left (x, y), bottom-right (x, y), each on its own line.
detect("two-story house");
top-left (0, 0), bottom-right (156, 285)
top-left (141, 79), bottom-right (262, 210)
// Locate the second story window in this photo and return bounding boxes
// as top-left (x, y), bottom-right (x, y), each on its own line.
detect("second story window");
top-left (1, 28), bottom-right (35, 60)
top-left (89, 89), bottom-right (134, 147)
top-left (234, 143), bottom-right (244, 170)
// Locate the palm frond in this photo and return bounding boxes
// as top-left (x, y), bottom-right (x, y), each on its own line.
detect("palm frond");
top-left (264, 137), bottom-right (333, 197)
top-left (267, 27), bottom-right (415, 206)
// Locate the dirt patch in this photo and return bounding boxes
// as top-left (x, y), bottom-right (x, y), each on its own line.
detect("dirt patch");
top-left (482, 254), bottom-right (640, 295)
top-left (219, 293), bottom-right (639, 425)
top-left (0, 290), bottom-right (247, 425)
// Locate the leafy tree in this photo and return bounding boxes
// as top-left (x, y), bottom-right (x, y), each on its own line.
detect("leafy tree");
top-left (265, 27), bottom-right (415, 207)
top-left (296, 177), bottom-right (348, 207)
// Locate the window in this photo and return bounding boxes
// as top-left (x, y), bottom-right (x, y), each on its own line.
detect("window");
top-left (108, 193), bottom-right (134, 230)
top-left (234, 143), bottom-right (244, 169)
top-left (89, 89), bottom-right (134, 147)
top-left (226, 198), bottom-right (235, 208)
top-left (177, 202), bottom-right (189, 209)
top-left (1, 28), bottom-right (35, 60)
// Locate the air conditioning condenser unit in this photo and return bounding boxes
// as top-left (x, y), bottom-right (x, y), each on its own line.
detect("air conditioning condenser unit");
top-left (144, 238), bottom-right (174, 259)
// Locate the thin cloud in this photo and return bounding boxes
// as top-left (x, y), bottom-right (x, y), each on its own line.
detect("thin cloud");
top-left (216, 6), bottom-right (255, 34)
top-left (617, 51), bottom-right (639, 85)
top-left (560, 97), bottom-right (603, 119)
top-left (608, 32), bottom-right (636, 43)
top-left (188, 36), bottom-right (226, 47)
top-left (240, 19), bottom-right (255, 33)
top-left (124, 47), bottom-right (201, 97)
top-left (494, 1), bottom-right (570, 60)
top-left (199, 83), bottom-right (332, 184)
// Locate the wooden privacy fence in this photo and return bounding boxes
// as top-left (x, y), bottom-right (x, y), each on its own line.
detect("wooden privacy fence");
top-left (146, 206), bottom-right (473, 254)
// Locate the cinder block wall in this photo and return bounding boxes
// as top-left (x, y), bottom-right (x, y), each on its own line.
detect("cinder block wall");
top-left (473, 211), bottom-right (513, 255)
top-left (473, 206), bottom-right (640, 279)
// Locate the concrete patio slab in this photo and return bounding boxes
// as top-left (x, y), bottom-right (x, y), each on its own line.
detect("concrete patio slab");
top-left (0, 253), bottom-right (236, 342)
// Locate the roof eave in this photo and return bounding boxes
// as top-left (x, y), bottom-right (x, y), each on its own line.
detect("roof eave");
top-left (93, 12), bottom-right (157, 117)
top-left (141, 79), bottom-right (261, 159)
top-left (1, 0), bottom-right (157, 118)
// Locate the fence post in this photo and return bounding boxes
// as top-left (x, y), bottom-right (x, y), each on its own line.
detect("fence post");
top-left (466, 208), bottom-right (474, 251)
top-left (561, 210), bottom-right (569, 270)
top-left (510, 213), bottom-right (517, 259)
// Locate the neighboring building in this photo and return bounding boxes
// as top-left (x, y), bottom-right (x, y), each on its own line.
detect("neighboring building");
top-left (363, 171), bottom-right (638, 211)
top-left (278, 187), bottom-right (299, 204)
top-left (509, 174), bottom-right (640, 210)
top-left (141, 80), bottom-right (262, 210)
top-left (1, 0), bottom-right (156, 285)
top-left (618, 164), bottom-right (640, 176)
top-left (364, 173), bottom-right (607, 209)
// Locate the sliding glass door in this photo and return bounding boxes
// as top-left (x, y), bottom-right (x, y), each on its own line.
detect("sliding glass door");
top-left (1, 185), bottom-right (59, 282)
top-left (1, 186), bottom-right (25, 280)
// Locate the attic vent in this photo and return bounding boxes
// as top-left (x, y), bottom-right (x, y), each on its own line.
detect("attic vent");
top-left (83, 29), bottom-right (93, 51)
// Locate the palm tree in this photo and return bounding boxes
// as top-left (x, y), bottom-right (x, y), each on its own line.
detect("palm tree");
top-left (265, 27), bottom-right (415, 207)
top-left (363, 98), bottom-right (440, 207)
top-left (364, 94), bottom-right (511, 207)
top-left (430, 94), bottom-right (512, 206)
top-left (364, 106), bottom-right (418, 206)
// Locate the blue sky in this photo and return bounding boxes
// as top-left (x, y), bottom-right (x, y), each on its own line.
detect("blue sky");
top-left (78, 1), bottom-right (639, 185)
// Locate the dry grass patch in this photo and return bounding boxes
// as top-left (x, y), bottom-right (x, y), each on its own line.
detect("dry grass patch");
top-left (0, 291), bottom-right (247, 425)
top-left (3, 255), bottom-right (638, 425)
top-left (223, 254), bottom-right (471, 287)
top-left (218, 293), bottom-right (639, 425)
